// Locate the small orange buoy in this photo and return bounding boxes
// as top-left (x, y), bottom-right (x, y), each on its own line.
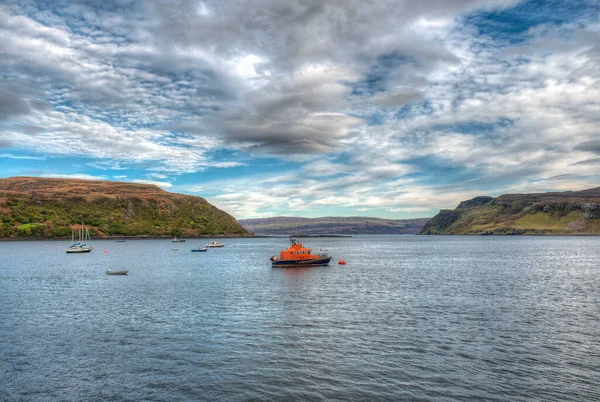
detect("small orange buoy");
top-left (104, 250), bottom-right (107, 253)
top-left (338, 260), bottom-right (346, 265)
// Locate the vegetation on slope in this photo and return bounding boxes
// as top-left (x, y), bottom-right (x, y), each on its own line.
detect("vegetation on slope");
top-left (419, 187), bottom-right (600, 235)
top-left (239, 216), bottom-right (431, 235)
top-left (0, 177), bottom-right (250, 238)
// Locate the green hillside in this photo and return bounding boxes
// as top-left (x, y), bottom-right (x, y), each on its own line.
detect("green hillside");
top-left (420, 188), bottom-right (600, 235)
top-left (0, 177), bottom-right (250, 238)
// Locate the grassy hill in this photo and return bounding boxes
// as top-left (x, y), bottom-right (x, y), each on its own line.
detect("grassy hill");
top-left (419, 187), bottom-right (600, 235)
top-left (239, 216), bottom-right (431, 235)
top-left (0, 177), bottom-right (250, 238)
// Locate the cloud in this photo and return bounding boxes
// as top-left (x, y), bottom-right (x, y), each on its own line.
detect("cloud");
top-left (211, 161), bottom-right (246, 168)
top-left (571, 158), bottom-right (600, 166)
top-left (575, 139), bottom-right (600, 155)
top-left (87, 160), bottom-right (128, 170)
top-left (0, 153), bottom-right (46, 160)
top-left (131, 179), bottom-right (173, 189)
top-left (42, 173), bottom-right (108, 180)
top-left (0, 88), bottom-right (30, 120)
top-left (1, 1), bottom-right (599, 219)
top-left (372, 89), bottom-right (425, 107)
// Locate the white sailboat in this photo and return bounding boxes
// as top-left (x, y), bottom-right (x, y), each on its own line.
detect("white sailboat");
top-left (65, 222), bottom-right (93, 253)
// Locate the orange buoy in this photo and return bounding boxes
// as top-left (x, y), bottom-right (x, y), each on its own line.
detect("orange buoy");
top-left (104, 249), bottom-right (107, 253)
top-left (338, 260), bottom-right (346, 265)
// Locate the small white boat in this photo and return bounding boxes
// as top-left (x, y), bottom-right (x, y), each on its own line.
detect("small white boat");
top-left (106, 269), bottom-right (128, 275)
top-left (205, 241), bottom-right (225, 248)
top-left (172, 236), bottom-right (186, 243)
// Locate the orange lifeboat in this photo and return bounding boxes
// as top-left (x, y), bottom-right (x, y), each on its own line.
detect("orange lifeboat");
top-left (271, 237), bottom-right (332, 268)
top-left (338, 260), bottom-right (346, 265)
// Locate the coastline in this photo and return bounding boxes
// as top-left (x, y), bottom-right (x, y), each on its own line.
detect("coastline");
top-left (5, 233), bottom-right (600, 241)
top-left (0, 234), bottom-right (357, 242)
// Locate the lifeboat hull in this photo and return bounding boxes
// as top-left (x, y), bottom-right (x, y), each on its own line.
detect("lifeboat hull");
top-left (271, 256), bottom-right (332, 268)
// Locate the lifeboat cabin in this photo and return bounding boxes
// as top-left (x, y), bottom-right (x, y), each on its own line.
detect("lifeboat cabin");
top-left (270, 237), bottom-right (332, 268)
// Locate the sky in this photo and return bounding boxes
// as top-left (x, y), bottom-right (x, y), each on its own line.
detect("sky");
top-left (1, 0), bottom-right (600, 219)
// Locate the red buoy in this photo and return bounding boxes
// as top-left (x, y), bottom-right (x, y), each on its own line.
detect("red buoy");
top-left (338, 260), bottom-right (346, 265)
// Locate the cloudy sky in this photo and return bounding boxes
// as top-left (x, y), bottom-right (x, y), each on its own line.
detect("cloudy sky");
top-left (1, 0), bottom-right (599, 219)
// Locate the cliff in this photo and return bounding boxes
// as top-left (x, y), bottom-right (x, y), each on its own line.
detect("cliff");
top-left (0, 177), bottom-right (250, 238)
top-left (419, 187), bottom-right (600, 235)
top-left (239, 216), bottom-right (431, 235)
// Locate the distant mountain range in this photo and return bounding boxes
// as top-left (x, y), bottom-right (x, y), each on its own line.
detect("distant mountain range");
top-left (0, 177), bottom-right (249, 238)
top-left (420, 187), bottom-right (600, 235)
top-left (238, 216), bottom-right (431, 235)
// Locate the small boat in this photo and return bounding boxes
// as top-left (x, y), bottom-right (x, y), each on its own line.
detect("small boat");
top-left (116, 240), bottom-right (126, 242)
top-left (205, 241), bottom-right (225, 248)
top-left (106, 269), bottom-right (128, 275)
top-left (65, 222), bottom-right (93, 253)
top-left (191, 247), bottom-right (208, 252)
top-left (172, 236), bottom-right (186, 243)
top-left (171, 247), bottom-right (179, 250)
top-left (270, 236), bottom-right (332, 268)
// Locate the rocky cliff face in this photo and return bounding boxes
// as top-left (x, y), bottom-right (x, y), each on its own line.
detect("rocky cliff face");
top-left (419, 187), bottom-right (600, 235)
top-left (419, 210), bottom-right (460, 235)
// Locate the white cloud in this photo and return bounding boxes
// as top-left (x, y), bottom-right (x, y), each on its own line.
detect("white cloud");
top-left (131, 179), bottom-right (173, 189)
top-left (42, 173), bottom-right (108, 180)
top-left (1, 1), bottom-right (599, 219)
top-left (0, 153), bottom-right (46, 160)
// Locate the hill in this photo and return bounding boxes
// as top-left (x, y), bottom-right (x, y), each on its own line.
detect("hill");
top-left (0, 177), bottom-right (250, 238)
top-left (419, 187), bottom-right (600, 235)
top-left (239, 216), bottom-right (431, 235)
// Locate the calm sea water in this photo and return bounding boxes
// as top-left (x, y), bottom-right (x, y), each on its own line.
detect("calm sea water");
top-left (1, 235), bottom-right (599, 401)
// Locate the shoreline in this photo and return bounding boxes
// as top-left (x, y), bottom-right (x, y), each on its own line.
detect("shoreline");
top-left (0, 234), bottom-right (356, 242)
top-left (4, 233), bottom-right (600, 241)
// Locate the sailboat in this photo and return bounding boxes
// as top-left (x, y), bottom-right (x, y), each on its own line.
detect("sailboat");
top-left (65, 222), bottom-right (93, 253)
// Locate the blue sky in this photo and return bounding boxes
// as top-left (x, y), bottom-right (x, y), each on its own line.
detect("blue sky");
top-left (1, 0), bottom-right (600, 219)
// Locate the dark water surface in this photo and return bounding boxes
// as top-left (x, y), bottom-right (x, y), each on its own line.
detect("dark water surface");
top-left (1, 236), bottom-right (599, 401)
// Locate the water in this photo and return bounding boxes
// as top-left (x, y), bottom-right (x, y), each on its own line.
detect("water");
top-left (1, 235), bottom-right (599, 401)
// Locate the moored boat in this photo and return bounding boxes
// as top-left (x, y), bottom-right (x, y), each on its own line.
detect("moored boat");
top-left (106, 269), bottom-right (128, 275)
top-left (191, 247), bottom-right (208, 252)
top-left (205, 241), bottom-right (225, 248)
top-left (65, 223), bottom-right (93, 253)
top-left (270, 237), bottom-right (332, 268)
top-left (172, 236), bottom-right (186, 243)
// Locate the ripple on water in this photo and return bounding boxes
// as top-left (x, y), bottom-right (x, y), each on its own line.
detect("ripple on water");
top-left (1, 236), bottom-right (600, 401)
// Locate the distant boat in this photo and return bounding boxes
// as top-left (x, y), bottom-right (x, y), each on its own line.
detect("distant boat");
top-left (171, 247), bottom-right (179, 250)
top-left (172, 236), bottom-right (186, 243)
top-left (205, 241), bottom-right (225, 248)
top-left (106, 269), bottom-right (128, 275)
top-left (116, 240), bottom-right (126, 242)
top-left (65, 223), bottom-right (93, 253)
top-left (191, 247), bottom-right (208, 252)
